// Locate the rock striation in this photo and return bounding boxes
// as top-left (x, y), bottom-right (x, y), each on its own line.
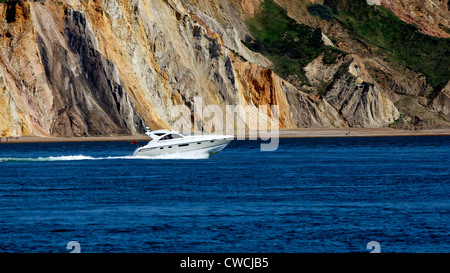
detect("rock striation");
top-left (0, 0), bottom-right (447, 137)
top-left (379, 0), bottom-right (450, 38)
top-left (304, 54), bottom-right (399, 127)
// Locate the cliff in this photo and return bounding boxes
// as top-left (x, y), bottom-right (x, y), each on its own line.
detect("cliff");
top-left (0, 0), bottom-right (448, 137)
top-left (379, 0), bottom-right (450, 38)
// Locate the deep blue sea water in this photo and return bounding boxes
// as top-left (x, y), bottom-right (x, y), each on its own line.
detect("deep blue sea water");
top-left (0, 136), bottom-right (448, 253)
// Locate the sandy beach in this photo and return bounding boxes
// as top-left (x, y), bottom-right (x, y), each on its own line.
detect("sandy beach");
top-left (1, 128), bottom-right (450, 144)
top-left (269, 128), bottom-right (450, 138)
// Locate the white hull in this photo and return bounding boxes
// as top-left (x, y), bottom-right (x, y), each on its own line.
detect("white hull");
top-left (133, 136), bottom-right (233, 157)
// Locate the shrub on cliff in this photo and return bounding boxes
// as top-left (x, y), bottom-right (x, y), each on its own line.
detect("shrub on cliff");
top-left (307, 4), bottom-right (335, 21)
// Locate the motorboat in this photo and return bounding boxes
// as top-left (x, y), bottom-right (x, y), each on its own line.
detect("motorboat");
top-left (132, 129), bottom-right (234, 158)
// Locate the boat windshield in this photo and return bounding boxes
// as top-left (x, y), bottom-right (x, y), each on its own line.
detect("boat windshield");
top-left (159, 133), bottom-right (184, 140)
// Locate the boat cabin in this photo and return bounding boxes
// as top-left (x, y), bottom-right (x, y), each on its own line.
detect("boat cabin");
top-left (159, 133), bottom-right (184, 140)
top-left (145, 129), bottom-right (187, 141)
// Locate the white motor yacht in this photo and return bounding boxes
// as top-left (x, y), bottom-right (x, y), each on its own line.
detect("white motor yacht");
top-left (132, 129), bottom-right (234, 157)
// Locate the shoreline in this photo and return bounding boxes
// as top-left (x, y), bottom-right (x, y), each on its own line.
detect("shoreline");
top-left (1, 128), bottom-right (450, 144)
top-left (264, 128), bottom-right (450, 139)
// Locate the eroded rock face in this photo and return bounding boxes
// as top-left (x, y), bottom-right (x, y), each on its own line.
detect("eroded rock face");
top-left (63, 8), bottom-right (141, 135)
top-left (305, 54), bottom-right (400, 127)
top-left (35, 6), bottom-right (142, 136)
top-left (0, 1), bottom-right (142, 137)
top-left (380, 0), bottom-right (450, 38)
top-left (0, 1), bottom-right (48, 137)
top-left (233, 58), bottom-right (347, 128)
top-left (0, 69), bottom-right (31, 137)
top-left (432, 81), bottom-right (450, 121)
top-left (0, 0), bottom-right (351, 137)
top-left (0, 0), bottom-right (437, 137)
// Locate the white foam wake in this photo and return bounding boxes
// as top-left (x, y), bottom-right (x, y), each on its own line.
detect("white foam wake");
top-left (0, 155), bottom-right (97, 162)
top-left (45, 155), bottom-right (97, 161)
top-left (0, 152), bottom-right (210, 162)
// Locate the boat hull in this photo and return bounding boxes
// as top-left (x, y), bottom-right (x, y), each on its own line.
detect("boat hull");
top-left (132, 137), bottom-right (233, 157)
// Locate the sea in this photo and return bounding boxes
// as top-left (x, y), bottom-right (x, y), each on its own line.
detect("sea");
top-left (0, 136), bottom-right (448, 253)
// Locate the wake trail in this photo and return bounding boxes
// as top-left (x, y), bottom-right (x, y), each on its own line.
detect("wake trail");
top-left (0, 153), bottom-right (209, 162)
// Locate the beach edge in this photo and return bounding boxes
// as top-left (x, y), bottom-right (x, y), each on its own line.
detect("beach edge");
top-left (2, 128), bottom-right (450, 144)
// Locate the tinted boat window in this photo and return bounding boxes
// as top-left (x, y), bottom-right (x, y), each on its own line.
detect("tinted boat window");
top-left (160, 134), bottom-right (183, 140)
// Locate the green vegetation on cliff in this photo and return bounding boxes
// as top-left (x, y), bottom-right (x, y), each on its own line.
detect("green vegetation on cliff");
top-left (244, 0), bottom-right (341, 84)
top-left (332, 0), bottom-right (449, 99)
top-left (307, 4), bottom-right (335, 21)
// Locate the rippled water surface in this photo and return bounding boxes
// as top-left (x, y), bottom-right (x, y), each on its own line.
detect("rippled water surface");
top-left (0, 136), bottom-right (449, 252)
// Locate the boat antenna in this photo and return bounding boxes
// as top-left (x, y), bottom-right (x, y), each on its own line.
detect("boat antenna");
top-left (142, 121), bottom-right (152, 136)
